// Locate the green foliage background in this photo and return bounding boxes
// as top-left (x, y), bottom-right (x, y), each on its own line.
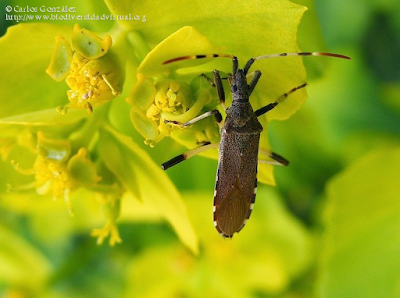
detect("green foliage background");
top-left (1, 0), bottom-right (400, 297)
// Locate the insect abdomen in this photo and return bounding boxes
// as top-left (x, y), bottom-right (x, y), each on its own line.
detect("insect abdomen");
top-left (213, 131), bottom-right (260, 237)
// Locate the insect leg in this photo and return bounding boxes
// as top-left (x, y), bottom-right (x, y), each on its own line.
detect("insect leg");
top-left (200, 73), bottom-right (215, 86)
top-left (248, 70), bottom-right (262, 96)
top-left (254, 83), bottom-right (308, 117)
top-left (185, 109), bottom-right (223, 127)
top-left (166, 108), bottom-right (223, 129)
top-left (201, 69), bottom-right (226, 110)
top-left (161, 142), bottom-right (219, 170)
top-left (232, 56), bottom-right (238, 75)
top-left (258, 148), bottom-right (289, 166)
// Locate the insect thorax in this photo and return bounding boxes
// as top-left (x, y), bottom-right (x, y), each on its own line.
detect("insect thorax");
top-left (225, 102), bottom-right (263, 134)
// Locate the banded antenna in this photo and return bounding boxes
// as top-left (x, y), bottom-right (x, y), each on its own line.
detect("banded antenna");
top-left (163, 51), bottom-right (351, 74)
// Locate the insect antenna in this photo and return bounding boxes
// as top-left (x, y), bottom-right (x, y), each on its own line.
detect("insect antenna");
top-left (163, 54), bottom-right (236, 65)
top-left (243, 51), bottom-right (351, 74)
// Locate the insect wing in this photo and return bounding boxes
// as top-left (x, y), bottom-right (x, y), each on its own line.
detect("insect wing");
top-left (213, 133), bottom-right (260, 237)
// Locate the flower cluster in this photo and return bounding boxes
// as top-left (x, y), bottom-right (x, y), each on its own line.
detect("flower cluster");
top-left (127, 73), bottom-right (220, 147)
top-left (11, 131), bottom-right (100, 216)
top-left (46, 24), bottom-right (124, 114)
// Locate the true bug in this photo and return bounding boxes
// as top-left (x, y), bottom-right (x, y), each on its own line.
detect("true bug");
top-left (161, 51), bottom-right (350, 238)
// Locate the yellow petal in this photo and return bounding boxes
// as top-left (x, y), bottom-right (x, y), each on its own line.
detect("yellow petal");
top-left (37, 131), bottom-right (71, 162)
top-left (126, 73), bottom-right (156, 110)
top-left (130, 109), bottom-right (159, 142)
top-left (67, 148), bottom-right (101, 187)
top-left (72, 24), bottom-right (112, 59)
top-left (46, 35), bottom-right (72, 82)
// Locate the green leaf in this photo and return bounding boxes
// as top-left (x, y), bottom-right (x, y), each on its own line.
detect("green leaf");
top-left (97, 128), bottom-right (141, 199)
top-left (0, 108), bottom-right (87, 126)
top-left (97, 127), bottom-right (198, 254)
top-left (137, 26), bottom-right (225, 76)
top-left (0, 23), bottom-right (72, 117)
top-left (318, 146), bottom-right (400, 298)
top-left (0, 224), bottom-right (52, 290)
top-left (0, 108), bottom-right (87, 138)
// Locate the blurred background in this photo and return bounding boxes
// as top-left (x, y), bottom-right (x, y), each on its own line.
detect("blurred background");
top-left (1, 0), bottom-right (400, 297)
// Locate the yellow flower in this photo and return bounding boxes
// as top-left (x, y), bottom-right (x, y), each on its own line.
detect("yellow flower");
top-left (11, 132), bottom-right (101, 216)
top-left (127, 73), bottom-right (219, 147)
top-left (91, 193), bottom-right (122, 246)
top-left (46, 24), bottom-right (124, 114)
